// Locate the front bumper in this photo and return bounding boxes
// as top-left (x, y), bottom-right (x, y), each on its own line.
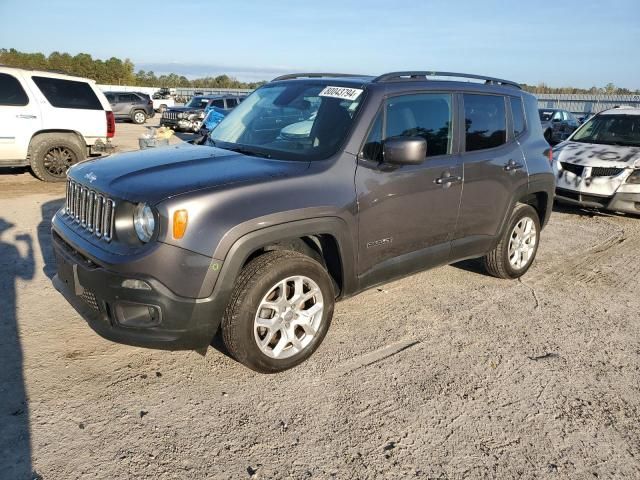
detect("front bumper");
top-left (52, 226), bottom-right (222, 350)
top-left (160, 118), bottom-right (201, 132)
top-left (89, 139), bottom-right (115, 156)
top-left (555, 188), bottom-right (640, 215)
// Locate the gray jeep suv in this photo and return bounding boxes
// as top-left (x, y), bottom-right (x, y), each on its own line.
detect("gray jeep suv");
top-left (52, 71), bottom-right (555, 373)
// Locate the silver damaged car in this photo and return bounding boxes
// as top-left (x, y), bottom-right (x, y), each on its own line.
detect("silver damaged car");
top-left (553, 106), bottom-right (640, 215)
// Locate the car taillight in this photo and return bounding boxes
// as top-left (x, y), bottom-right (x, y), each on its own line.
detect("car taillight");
top-left (148, 99), bottom-right (153, 105)
top-left (544, 147), bottom-right (553, 165)
top-left (106, 111), bottom-right (115, 138)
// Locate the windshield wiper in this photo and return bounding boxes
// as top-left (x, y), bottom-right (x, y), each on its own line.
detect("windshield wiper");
top-left (222, 145), bottom-right (272, 159)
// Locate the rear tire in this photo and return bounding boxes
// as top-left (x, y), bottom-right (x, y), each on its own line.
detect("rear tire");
top-left (132, 110), bottom-right (147, 124)
top-left (29, 133), bottom-right (85, 182)
top-left (482, 204), bottom-right (541, 279)
top-left (222, 250), bottom-right (335, 373)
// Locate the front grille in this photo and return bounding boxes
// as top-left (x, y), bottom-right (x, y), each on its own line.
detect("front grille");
top-left (65, 180), bottom-right (115, 241)
top-left (591, 167), bottom-right (624, 177)
top-left (80, 290), bottom-right (99, 311)
top-left (560, 162), bottom-right (585, 176)
top-left (163, 111), bottom-right (178, 120)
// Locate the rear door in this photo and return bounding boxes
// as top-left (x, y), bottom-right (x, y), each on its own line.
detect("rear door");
top-left (30, 75), bottom-right (105, 143)
top-left (356, 92), bottom-right (463, 284)
top-left (0, 71), bottom-right (40, 161)
top-left (116, 94), bottom-right (135, 117)
top-left (453, 93), bottom-right (527, 249)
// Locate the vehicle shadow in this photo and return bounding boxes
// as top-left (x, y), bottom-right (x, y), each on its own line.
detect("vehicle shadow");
top-left (552, 201), bottom-right (640, 219)
top-left (0, 218), bottom-right (35, 478)
top-left (39, 198), bottom-right (65, 279)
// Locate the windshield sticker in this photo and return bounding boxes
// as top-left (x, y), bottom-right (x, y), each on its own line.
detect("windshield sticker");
top-left (319, 86), bottom-right (363, 101)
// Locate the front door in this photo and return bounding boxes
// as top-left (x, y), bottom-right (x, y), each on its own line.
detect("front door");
top-left (355, 92), bottom-right (462, 287)
top-left (0, 72), bottom-right (40, 161)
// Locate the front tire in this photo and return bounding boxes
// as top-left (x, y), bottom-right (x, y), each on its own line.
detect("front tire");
top-left (29, 133), bottom-right (85, 182)
top-left (482, 204), bottom-right (541, 279)
top-left (222, 250), bottom-right (335, 373)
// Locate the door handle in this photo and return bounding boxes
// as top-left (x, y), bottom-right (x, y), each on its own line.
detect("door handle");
top-left (434, 174), bottom-right (462, 185)
top-left (16, 114), bottom-right (37, 119)
top-left (504, 160), bottom-right (524, 172)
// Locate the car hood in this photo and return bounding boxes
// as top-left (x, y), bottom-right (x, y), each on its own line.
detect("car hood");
top-left (554, 141), bottom-right (640, 168)
top-left (69, 144), bottom-right (309, 205)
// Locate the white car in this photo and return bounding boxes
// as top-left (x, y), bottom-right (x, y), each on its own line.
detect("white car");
top-left (0, 66), bottom-right (114, 181)
top-left (552, 106), bottom-right (640, 215)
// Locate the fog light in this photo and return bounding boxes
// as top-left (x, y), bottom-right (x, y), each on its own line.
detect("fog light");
top-left (114, 302), bottom-right (161, 328)
top-left (121, 279), bottom-right (152, 290)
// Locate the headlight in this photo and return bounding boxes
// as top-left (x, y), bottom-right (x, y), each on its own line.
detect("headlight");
top-left (627, 170), bottom-right (640, 184)
top-left (133, 203), bottom-right (155, 243)
top-left (198, 112), bottom-right (205, 119)
top-left (177, 112), bottom-right (185, 119)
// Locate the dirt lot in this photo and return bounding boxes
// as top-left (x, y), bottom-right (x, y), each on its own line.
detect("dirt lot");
top-left (1, 121), bottom-right (639, 479)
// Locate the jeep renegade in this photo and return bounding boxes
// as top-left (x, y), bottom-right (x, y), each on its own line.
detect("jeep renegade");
top-left (52, 71), bottom-right (555, 373)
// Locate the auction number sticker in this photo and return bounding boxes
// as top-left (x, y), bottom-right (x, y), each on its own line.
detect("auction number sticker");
top-left (319, 86), bottom-right (363, 101)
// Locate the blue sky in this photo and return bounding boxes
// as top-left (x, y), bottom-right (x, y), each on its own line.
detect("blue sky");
top-left (1, 0), bottom-right (639, 88)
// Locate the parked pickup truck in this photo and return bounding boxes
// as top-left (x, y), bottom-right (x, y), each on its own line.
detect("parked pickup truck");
top-left (151, 90), bottom-right (175, 113)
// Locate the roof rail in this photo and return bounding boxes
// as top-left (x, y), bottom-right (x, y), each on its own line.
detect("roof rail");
top-left (272, 73), bottom-right (368, 81)
top-left (372, 71), bottom-right (521, 89)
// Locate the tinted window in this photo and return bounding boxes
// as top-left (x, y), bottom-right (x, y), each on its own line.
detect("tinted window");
top-left (463, 94), bottom-right (506, 151)
top-left (0, 73), bottom-right (29, 106)
top-left (211, 99), bottom-right (225, 108)
top-left (226, 98), bottom-right (238, 108)
top-left (32, 76), bottom-right (101, 110)
top-left (105, 93), bottom-right (115, 102)
top-left (510, 96), bottom-right (526, 137)
top-left (539, 110), bottom-right (555, 121)
top-left (385, 93), bottom-right (452, 157)
top-left (117, 94), bottom-right (135, 103)
top-left (362, 111), bottom-right (383, 162)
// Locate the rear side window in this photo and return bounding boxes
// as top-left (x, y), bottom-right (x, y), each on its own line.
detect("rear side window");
top-left (118, 93), bottom-right (137, 103)
top-left (510, 96), bottom-right (526, 137)
top-left (211, 99), bottom-right (225, 108)
top-left (226, 98), bottom-right (238, 108)
top-left (32, 76), bottom-right (102, 110)
top-left (463, 94), bottom-right (506, 151)
top-left (385, 93), bottom-right (453, 157)
top-left (0, 73), bottom-right (29, 106)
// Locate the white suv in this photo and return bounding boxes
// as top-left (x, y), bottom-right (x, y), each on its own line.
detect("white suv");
top-left (0, 66), bottom-right (114, 181)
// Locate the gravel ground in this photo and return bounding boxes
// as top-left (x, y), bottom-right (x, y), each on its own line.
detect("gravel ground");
top-left (1, 122), bottom-right (639, 479)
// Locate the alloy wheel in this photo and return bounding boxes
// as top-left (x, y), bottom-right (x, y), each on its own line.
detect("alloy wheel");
top-left (43, 146), bottom-right (75, 178)
top-left (254, 275), bottom-right (324, 359)
top-left (508, 216), bottom-right (537, 269)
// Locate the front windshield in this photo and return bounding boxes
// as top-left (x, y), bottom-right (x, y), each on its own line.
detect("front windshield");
top-left (209, 82), bottom-right (364, 161)
top-left (571, 114), bottom-right (640, 147)
top-left (186, 96), bottom-right (209, 109)
top-left (539, 110), bottom-right (555, 121)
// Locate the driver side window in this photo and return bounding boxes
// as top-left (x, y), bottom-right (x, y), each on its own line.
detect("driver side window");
top-left (361, 93), bottom-right (453, 162)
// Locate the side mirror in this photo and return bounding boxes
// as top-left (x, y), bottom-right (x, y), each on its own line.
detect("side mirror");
top-left (383, 137), bottom-right (427, 165)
